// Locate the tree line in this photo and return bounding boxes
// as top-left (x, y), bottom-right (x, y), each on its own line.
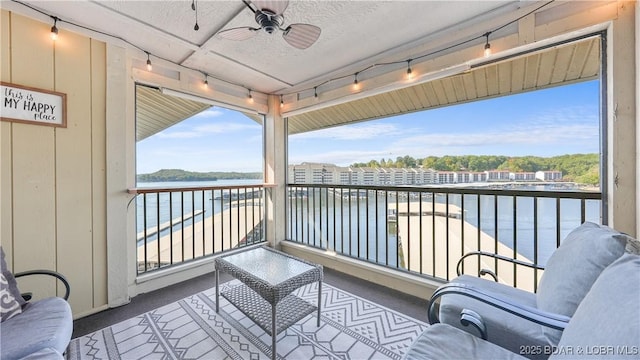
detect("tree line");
top-left (137, 169), bottom-right (262, 182)
top-left (351, 154), bottom-right (599, 185)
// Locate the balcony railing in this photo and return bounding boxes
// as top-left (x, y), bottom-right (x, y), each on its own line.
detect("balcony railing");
top-left (287, 183), bottom-right (602, 292)
top-left (130, 184), bottom-right (266, 274)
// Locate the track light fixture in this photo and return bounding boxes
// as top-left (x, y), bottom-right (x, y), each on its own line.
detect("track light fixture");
top-left (145, 52), bottom-right (152, 71)
top-left (50, 17), bottom-right (59, 41)
top-left (280, 95), bottom-right (284, 108)
top-left (406, 60), bottom-right (413, 80)
top-left (248, 89), bottom-right (253, 103)
top-left (353, 72), bottom-right (360, 90)
top-left (483, 32), bottom-right (492, 58)
top-left (314, 87), bottom-right (318, 98)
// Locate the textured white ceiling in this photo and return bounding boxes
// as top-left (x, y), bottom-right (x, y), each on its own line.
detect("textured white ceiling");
top-left (10, 0), bottom-right (518, 94)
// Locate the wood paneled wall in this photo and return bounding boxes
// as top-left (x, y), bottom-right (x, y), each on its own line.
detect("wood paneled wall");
top-left (0, 11), bottom-right (107, 316)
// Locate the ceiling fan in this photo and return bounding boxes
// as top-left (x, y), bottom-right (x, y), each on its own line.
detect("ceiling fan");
top-left (217, 0), bottom-right (321, 49)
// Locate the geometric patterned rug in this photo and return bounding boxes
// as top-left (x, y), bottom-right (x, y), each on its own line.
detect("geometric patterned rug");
top-left (66, 280), bottom-right (428, 360)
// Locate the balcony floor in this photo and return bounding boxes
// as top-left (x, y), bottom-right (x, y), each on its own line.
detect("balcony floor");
top-left (72, 267), bottom-right (429, 338)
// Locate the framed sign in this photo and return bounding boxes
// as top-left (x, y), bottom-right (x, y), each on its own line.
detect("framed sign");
top-left (1, 82), bottom-right (66, 128)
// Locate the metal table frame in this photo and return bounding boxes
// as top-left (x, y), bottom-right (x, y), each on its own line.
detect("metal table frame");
top-left (215, 246), bottom-right (323, 360)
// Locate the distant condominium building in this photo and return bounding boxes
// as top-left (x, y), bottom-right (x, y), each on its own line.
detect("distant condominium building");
top-left (511, 172), bottom-right (537, 181)
top-left (288, 163), bottom-right (562, 185)
top-left (485, 170), bottom-right (511, 181)
top-left (535, 170), bottom-right (563, 181)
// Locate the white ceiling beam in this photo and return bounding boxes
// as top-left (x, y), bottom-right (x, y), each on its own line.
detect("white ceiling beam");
top-left (177, 2), bottom-right (292, 89)
top-left (282, 63), bottom-right (470, 118)
top-left (89, 1), bottom-right (200, 52)
top-left (177, 2), bottom-right (246, 64)
top-left (277, 1), bottom-right (530, 94)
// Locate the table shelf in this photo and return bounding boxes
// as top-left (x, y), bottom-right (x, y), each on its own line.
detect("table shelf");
top-left (221, 283), bottom-right (317, 336)
top-left (215, 246), bottom-right (323, 360)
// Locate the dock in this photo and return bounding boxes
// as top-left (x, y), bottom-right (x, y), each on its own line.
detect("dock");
top-left (136, 210), bottom-right (205, 241)
top-left (388, 201), bottom-right (462, 221)
top-left (395, 201), bottom-right (538, 292)
top-left (137, 202), bottom-right (263, 270)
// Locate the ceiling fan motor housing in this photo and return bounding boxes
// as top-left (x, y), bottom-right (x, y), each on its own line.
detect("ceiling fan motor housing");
top-left (255, 10), bottom-right (283, 34)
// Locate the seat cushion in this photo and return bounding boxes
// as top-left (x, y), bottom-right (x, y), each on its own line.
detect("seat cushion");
top-left (537, 222), bottom-right (629, 317)
top-left (551, 253), bottom-right (640, 359)
top-left (0, 297), bottom-right (72, 360)
top-left (404, 323), bottom-right (528, 360)
top-left (18, 348), bottom-right (65, 360)
top-left (439, 275), bottom-right (550, 358)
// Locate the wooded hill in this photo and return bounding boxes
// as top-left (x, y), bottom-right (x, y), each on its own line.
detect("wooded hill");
top-left (351, 154), bottom-right (599, 185)
top-left (137, 169), bottom-right (262, 182)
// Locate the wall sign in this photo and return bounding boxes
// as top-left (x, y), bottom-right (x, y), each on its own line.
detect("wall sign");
top-left (1, 82), bottom-right (66, 128)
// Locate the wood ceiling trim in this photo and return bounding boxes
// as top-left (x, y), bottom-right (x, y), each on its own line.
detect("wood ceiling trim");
top-left (287, 37), bottom-right (600, 135)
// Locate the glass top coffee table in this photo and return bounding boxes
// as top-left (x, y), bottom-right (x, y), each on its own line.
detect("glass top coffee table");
top-left (215, 246), bottom-right (323, 360)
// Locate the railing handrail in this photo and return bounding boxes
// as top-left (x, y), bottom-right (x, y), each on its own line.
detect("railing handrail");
top-left (287, 182), bottom-right (603, 290)
top-left (289, 183), bottom-right (601, 200)
top-left (134, 183), bottom-right (268, 274)
top-left (129, 183), bottom-right (271, 194)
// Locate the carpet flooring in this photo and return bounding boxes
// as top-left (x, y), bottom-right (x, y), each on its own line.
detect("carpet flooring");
top-left (67, 280), bottom-right (428, 360)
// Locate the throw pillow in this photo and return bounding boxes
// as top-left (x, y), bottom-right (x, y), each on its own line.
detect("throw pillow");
top-left (626, 236), bottom-right (640, 255)
top-left (537, 222), bottom-right (629, 316)
top-left (0, 272), bottom-right (22, 321)
top-left (537, 222), bottom-right (630, 316)
top-left (536, 222), bottom-right (630, 344)
top-left (0, 247), bottom-right (26, 307)
top-left (551, 253), bottom-right (640, 359)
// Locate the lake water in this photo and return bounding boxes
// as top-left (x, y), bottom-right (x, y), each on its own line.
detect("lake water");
top-left (136, 181), bottom-right (601, 267)
top-left (287, 188), bottom-right (601, 268)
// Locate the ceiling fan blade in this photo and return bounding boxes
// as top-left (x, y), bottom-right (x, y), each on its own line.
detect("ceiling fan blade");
top-left (251, 0), bottom-right (289, 14)
top-left (283, 23), bottom-right (321, 49)
top-left (217, 27), bottom-right (258, 41)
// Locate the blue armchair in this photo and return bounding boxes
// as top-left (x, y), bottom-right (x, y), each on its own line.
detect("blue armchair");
top-left (0, 248), bottom-right (73, 360)
top-left (427, 222), bottom-right (633, 358)
top-left (404, 252), bottom-right (640, 359)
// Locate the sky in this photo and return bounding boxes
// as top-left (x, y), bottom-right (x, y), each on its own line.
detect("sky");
top-left (136, 79), bottom-right (599, 174)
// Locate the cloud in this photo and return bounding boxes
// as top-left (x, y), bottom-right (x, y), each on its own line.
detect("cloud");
top-left (156, 122), bottom-right (260, 139)
top-left (192, 109), bottom-right (225, 118)
top-left (289, 103), bottom-right (600, 166)
top-left (290, 149), bottom-right (394, 167)
top-left (138, 145), bottom-right (262, 173)
top-left (195, 123), bottom-right (260, 134)
top-left (400, 124), bottom-right (597, 148)
top-left (529, 105), bottom-right (598, 125)
top-left (291, 123), bottom-right (404, 141)
top-left (155, 131), bottom-right (202, 139)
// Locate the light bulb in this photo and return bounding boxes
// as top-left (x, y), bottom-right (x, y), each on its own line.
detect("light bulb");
top-left (484, 43), bottom-right (491, 58)
top-left (483, 32), bottom-right (492, 58)
top-left (50, 18), bottom-right (59, 41)
top-left (353, 74), bottom-right (360, 90)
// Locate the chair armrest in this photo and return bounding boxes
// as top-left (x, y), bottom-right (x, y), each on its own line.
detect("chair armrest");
top-left (427, 282), bottom-right (570, 332)
top-left (460, 308), bottom-right (487, 340)
top-left (456, 251), bottom-right (545, 280)
top-left (14, 270), bottom-right (70, 300)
